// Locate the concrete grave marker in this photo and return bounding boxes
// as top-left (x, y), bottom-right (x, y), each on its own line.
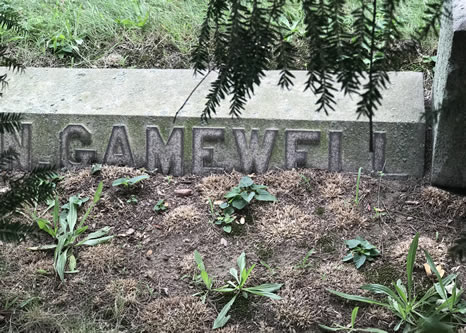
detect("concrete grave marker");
top-left (0, 68), bottom-right (425, 176)
top-left (432, 0), bottom-right (466, 190)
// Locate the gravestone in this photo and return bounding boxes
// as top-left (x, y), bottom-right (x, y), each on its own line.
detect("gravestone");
top-left (432, 0), bottom-right (466, 190)
top-left (0, 68), bottom-right (425, 177)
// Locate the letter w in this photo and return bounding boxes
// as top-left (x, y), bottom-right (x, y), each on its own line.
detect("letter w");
top-left (233, 128), bottom-right (277, 174)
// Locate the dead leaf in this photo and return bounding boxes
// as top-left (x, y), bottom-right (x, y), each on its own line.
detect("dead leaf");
top-left (437, 265), bottom-right (445, 278)
top-left (424, 263), bottom-right (432, 276)
top-left (424, 263), bottom-right (445, 278)
top-left (239, 217), bottom-right (245, 225)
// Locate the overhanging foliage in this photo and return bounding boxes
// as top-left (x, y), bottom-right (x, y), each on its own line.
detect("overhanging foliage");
top-left (192, 0), bottom-right (446, 151)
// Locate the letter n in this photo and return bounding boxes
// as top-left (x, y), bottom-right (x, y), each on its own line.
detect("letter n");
top-left (1, 123), bottom-right (32, 170)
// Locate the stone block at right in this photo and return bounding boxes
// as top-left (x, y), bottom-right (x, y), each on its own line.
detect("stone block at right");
top-left (432, 0), bottom-right (466, 190)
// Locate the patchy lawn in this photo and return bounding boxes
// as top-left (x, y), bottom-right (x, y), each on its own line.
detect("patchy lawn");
top-left (0, 166), bottom-right (465, 332)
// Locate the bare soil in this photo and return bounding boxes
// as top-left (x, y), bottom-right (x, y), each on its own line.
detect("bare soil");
top-left (0, 166), bottom-right (465, 333)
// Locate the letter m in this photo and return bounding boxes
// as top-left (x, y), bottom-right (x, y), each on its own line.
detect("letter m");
top-left (146, 126), bottom-right (184, 176)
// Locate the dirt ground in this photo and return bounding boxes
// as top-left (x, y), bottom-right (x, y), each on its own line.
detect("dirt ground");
top-left (0, 166), bottom-right (465, 333)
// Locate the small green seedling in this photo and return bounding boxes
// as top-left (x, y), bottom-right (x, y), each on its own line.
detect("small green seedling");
top-left (153, 199), bottom-right (167, 213)
top-left (295, 249), bottom-right (315, 270)
top-left (193, 250), bottom-right (213, 303)
top-left (127, 195), bottom-right (138, 204)
top-left (91, 164), bottom-right (102, 175)
top-left (112, 174), bottom-right (149, 187)
top-left (193, 251), bottom-right (282, 330)
top-left (208, 199), bottom-right (237, 234)
top-left (343, 237), bottom-right (380, 269)
top-left (299, 174), bottom-right (312, 192)
top-left (320, 306), bottom-right (387, 332)
top-left (372, 207), bottom-right (386, 220)
top-left (354, 167), bottom-right (363, 205)
top-left (216, 203), bottom-right (237, 233)
top-left (165, 175), bottom-right (173, 185)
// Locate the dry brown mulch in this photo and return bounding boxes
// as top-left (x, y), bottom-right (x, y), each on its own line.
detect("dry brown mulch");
top-left (0, 166), bottom-right (465, 332)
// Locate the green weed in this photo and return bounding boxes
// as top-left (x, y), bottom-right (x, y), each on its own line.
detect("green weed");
top-left (209, 176), bottom-right (275, 234)
top-left (29, 182), bottom-right (113, 281)
top-left (90, 164), bottom-right (102, 175)
top-left (112, 174), bottom-right (149, 188)
top-left (295, 249), bottom-right (315, 270)
top-left (193, 251), bottom-right (282, 330)
top-left (342, 237), bottom-right (380, 269)
top-left (354, 167), bottom-right (362, 205)
top-left (299, 174), bottom-right (312, 192)
top-left (153, 199), bottom-right (167, 213)
top-left (126, 194), bottom-right (138, 204)
top-left (331, 233), bottom-right (466, 332)
top-left (223, 176), bottom-right (276, 210)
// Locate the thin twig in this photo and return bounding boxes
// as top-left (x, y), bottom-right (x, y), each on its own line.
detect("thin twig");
top-left (173, 69), bottom-right (212, 123)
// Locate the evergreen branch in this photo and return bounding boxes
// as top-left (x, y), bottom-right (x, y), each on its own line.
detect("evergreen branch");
top-left (275, 37), bottom-right (297, 90)
top-left (415, 0), bottom-right (446, 40)
top-left (0, 147), bottom-right (19, 168)
top-left (201, 69), bottom-right (231, 122)
top-left (0, 5), bottom-right (22, 32)
top-left (0, 46), bottom-right (25, 73)
top-left (0, 113), bottom-right (23, 134)
top-left (356, 0), bottom-right (382, 152)
top-left (0, 165), bottom-right (57, 217)
top-left (0, 220), bottom-right (35, 243)
top-left (192, 0), bottom-right (425, 152)
top-left (303, 0), bottom-right (339, 114)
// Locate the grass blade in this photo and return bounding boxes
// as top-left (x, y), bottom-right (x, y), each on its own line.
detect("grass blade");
top-left (328, 289), bottom-right (387, 307)
top-left (213, 295), bottom-right (237, 329)
top-left (78, 181), bottom-right (103, 229)
top-left (406, 233), bottom-right (419, 297)
top-left (194, 250), bottom-right (206, 271)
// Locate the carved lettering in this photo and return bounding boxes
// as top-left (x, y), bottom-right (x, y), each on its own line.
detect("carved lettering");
top-left (328, 130), bottom-right (343, 172)
top-left (233, 128), bottom-right (278, 173)
top-left (192, 127), bottom-right (225, 174)
top-left (59, 124), bottom-right (97, 168)
top-left (372, 131), bottom-right (386, 172)
top-left (146, 126), bottom-right (184, 176)
top-left (1, 123), bottom-right (32, 170)
top-left (103, 125), bottom-right (134, 166)
top-left (285, 130), bottom-right (321, 169)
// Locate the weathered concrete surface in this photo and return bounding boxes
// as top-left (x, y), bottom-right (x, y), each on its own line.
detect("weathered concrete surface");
top-left (432, 0), bottom-right (466, 189)
top-left (0, 68), bottom-right (425, 176)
